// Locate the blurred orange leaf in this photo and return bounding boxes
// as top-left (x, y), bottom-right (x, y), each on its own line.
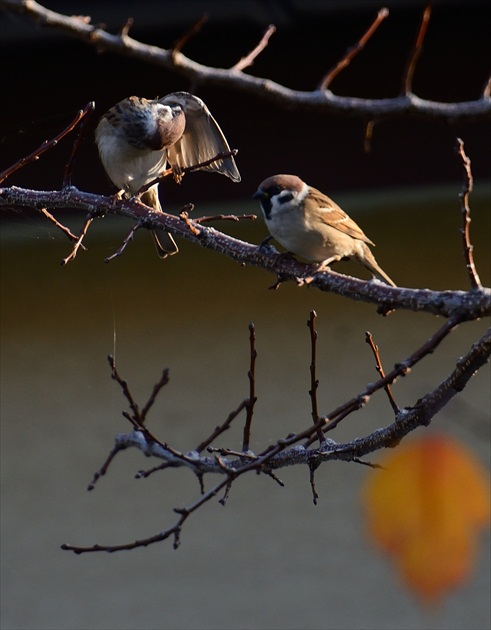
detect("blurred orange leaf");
top-left (362, 434), bottom-right (490, 605)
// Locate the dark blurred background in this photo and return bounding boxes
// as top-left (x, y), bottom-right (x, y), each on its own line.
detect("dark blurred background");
top-left (1, 0), bottom-right (490, 206)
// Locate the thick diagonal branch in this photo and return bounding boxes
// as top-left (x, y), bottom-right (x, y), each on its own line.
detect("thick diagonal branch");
top-left (1, 186), bottom-right (489, 319)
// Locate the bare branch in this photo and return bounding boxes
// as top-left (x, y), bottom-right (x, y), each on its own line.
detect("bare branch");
top-left (39, 207), bottom-right (87, 248)
top-left (63, 102), bottom-right (95, 187)
top-left (196, 400), bottom-right (249, 454)
top-left (319, 314), bottom-right (462, 435)
top-left (2, 1), bottom-right (489, 122)
top-left (0, 101), bottom-right (95, 184)
top-left (2, 1), bottom-right (489, 558)
top-left (192, 213), bottom-right (257, 224)
top-left (108, 354), bottom-right (140, 421)
top-left (319, 8), bottom-right (389, 90)
top-left (87, 442), bottom-right (128, 491)
top-left (172, 14), bottom-right (208, 58)
top-left (232, 24), bottom-right (276, 72)
top-left (307, 311), bottom-right (325, 444)
top-left (365, 331), bottom-right (400, 414)
top-left (120, 17), bottom-right (134, 39)
top-left (1, 185), bottom-right (489, 319)
top-left (402, 3), bottom-right (432, 95)
top-left (104, 223), bottom-right (141, 263)
top-left (484, 75), bottom-right (491, 99)
top-left (140, 369), bottom-right (170, 423)
top-left (242, 322), bottom-right (258, 453)
top-left (456, 138), bottom-right (482, 289)
top-left (62, 321), bottom-right (490, 553)
top-left (136, 149), bottom-right (238, 197)
top-left (308, 461), bottom-right (320, 505)
top-left (61, 214), bottom-right (93, 265)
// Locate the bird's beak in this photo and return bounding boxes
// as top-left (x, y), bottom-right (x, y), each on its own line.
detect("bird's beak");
top-left (252, 189), bottom-right (267, 200)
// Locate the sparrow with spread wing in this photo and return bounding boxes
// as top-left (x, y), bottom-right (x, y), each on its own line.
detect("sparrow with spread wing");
top-left (96, 92), bottom-right (240, 257)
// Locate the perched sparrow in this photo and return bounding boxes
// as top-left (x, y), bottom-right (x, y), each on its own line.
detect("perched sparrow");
top-left (253, 174), bottom-right (396, 287)
top-left (96, 92), bottom-right (240, 257)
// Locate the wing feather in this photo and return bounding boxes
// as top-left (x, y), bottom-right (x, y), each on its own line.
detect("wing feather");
top-left (308, 187), bottom-right (375, 245)
top-left (159, 92), bottom-right (241, 182)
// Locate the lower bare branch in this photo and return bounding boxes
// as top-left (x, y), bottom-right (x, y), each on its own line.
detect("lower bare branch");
top-left (63, 322), bottom-right (489, 553)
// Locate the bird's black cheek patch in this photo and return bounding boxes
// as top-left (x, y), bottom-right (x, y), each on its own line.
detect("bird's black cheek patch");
top-left (261, 198), bottom-right (272, 220)
top-left (278, 192), bottom-right (294, 204)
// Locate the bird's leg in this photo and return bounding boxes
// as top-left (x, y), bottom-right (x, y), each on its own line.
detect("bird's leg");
top-left (171, 165), bottom-right (184, 184)
top-left (257, 235), bottom-right (274, 251)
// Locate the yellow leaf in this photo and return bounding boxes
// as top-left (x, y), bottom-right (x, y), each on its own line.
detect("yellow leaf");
top-left (362, 434), bottom-right (490, 605)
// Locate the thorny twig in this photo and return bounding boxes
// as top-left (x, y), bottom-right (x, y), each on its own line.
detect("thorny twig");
top-left (242, 323), bottom-right (258, 453)
top-left (456, 138), bottom-right (482, 290)
top-left (307, 311), bottom-right (326, 444)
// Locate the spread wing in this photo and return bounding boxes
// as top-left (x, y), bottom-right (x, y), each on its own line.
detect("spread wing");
top-left (159, 92), bottom-right (241, 182)
top-left (309, 187), bottom-right (375, 246)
